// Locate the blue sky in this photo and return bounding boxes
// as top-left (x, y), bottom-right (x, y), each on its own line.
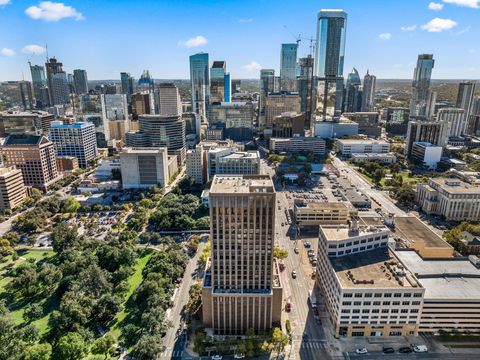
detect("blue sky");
top-left (0, 0), bottom-right (479, 80)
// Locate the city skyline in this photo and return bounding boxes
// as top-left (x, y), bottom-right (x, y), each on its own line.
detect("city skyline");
top-left (0, 0), bottom-right (479, 81)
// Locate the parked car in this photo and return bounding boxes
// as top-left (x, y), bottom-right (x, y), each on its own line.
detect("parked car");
top-left (412, 345), bottom-right (428, 353)
top-left (382, 347), bottom-right (395, 354)
top-left (399, 347), bottom-right (412, 353)
top-left (355, 348), bottom-right (368, 354)
top-left (234, 354), bottom-right (245, 359)
top-left (212, 356), bottom-right (222, 360)
top-left (304, 242), bottom-right (312, 248)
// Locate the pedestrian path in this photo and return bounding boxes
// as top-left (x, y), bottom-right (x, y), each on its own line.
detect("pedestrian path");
top-left (159, 348), bottom-right (184, 358)
top-left (299, 340), bottom-right (327, 349)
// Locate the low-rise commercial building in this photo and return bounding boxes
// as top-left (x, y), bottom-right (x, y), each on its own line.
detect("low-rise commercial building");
top-left (342, 112), bottom-right (381, 137)
top-left (0, 166), bottom-right (26, 212)
top-left (411, 142), bottom-right (442, 169)
top-left (337, 139), bottom-right (390, 157)
top-left (119, 147), bottom-right (169, 189)
top-left (269, 137), bottom-right (326, 156)
top-left (0, 110), bottom-right (54, 137)
top-left (351, 153), bottom-right (397, 164)
top-left (316, 221), bottom-right (424, 337)
top-left (216, 151), bottom-right (260, 175)
top-left (294, 201), bottom-right (353, 228)
top-left (272, 112), bottom-right (304, 138)
top-left (314, 118), bottom-right (359, 139)
top-left (416, 178), bottom-right (480, 221)
top-left (56, 156), bottom-right (79, 173)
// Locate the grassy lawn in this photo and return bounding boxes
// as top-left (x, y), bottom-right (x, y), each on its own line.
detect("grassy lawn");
top-left (109, 250), bottom-right (153, 340)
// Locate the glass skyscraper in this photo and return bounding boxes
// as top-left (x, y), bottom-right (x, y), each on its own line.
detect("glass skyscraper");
top-left (210, 61), bottom-right (226, 103)
top-left (29, 63), bottom-right (48, 108)
top-left (280, 43), bottom-right (298, 91)
top-left (224, 72), bottom-right (231, 103)
top-left (73, 69), bottom-right (89, 95)
top-left (190, 53), bottom-right (210, 120)
top-left (314, 9), bottom-right (348, 119)
top-left (259, 69), bottom-right (275, 129)
top-left (410, 54), bottom-right (435, 118)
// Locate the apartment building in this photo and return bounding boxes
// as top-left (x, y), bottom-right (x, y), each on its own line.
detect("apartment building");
top-left (0, 134), bottom-right (60, 189)
top-left (216, 151), bottom-right (260, 176)
top-left (186, 146), bottom-right (204, 184)
top-left (0, 166), bottom-right (26, 212)
top-left (119, 147), bottom-right (169, 189)
top-left (316, 220), bottom-right (424, 337)
top-left (416, 178), bottom-right (480, 221)
top-left (269, 137), bottom-right (326, 156)
top-left (336, 139), bottom-right (390, 157)
top-left (202, 175), bottom-right (283, 335)
top-left (294, 202), bottom-right (354, 229)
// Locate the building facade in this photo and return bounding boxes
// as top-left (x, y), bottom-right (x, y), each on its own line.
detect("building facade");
top-left (0, 166), bottom-right (26, 212)
top-left (411, 142), bottom-right (442, 169)
top-left (73, 69), bottom-right (89, 94)
top-left (336, 139), bottom-right (390, 156)
top-left (216, 151), bottom-right (260, 175)
top-left (190, 53), bottom-right (210, 119)
top-left (45, 58), bottom-right (70, 106)
top-left (410, 54), bottom-right (435, 117)
top-left (259, 69), bottom-right (275, 129)
top-left (207, 102), bottom-right (255, 141)
top-left (269, 137), bottom-right (326, 156)
top-left (280, 43), bottom-right (298, 92)
top-left (186, 146), bottom-right (204, 184)
top-left (120, 147), bottom-right (169, 189)
top-left (158, 83), bottom-right (182, 116)
top-left (405, 120), bottom-right (449, 156)
top-left (272, 112), bottom-right (305, 138)
top-left (361, 71), bottom-right (376, 112)
top-left (210, 61), bottom-right (226, 103)
top-left (0, 111), bottom-right (53, 137)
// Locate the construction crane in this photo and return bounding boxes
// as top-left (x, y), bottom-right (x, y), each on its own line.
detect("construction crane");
top-left (283, 25), bottom-right (316, 57)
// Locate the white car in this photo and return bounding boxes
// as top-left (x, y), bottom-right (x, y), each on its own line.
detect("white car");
top-left (234, 354), bottom-right (245, 359)
top-left (413, 345), bottom-right (428, 353)
top-left (355, 348), bottom-right (368, 354)
top-left (211, 356), bottom-right (222, 360)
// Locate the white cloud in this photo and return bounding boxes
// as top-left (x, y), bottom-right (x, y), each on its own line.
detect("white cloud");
top-left (238, 18), bottom-right (253, 23)
top-left (421, 18), bottom-right (458, 32)
top-left (379, 33), bottom-right (392, 40)
top-left (0, 0), bottom-right (11, 7)
top-left (22, 44), bottom-right (47, 55)
top-left (1, 48), bottom-right (15, 56)
top-left (442, 0), bottom-right (480, 8)
top-left (178, 35), bottom-right (208, 48)
top-left (428, 2), bottom-right (444, 10)
top-left (243, 61), bottom-right (262, 72)
top-left (456, 26), bottom-right (471, 34)
top-left (25, 1), bottom-right (85, 22)
top-left (401, 24), bottom-right (417, 31)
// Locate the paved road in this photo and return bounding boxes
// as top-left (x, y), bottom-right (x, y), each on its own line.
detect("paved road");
top-left (332, 157), bottom-right (406, 217)
top-left (343, 352), bottom-right (476, 359)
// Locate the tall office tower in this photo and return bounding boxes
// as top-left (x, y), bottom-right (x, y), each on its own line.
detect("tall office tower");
top-left (120, 72), bottom-right (136, 97)
top-left (138, 70), bottom-right (155, 92)
top-left (224, 73), bottom-right (231, 103)
top-left (202, 175), bottom-right (283, 335)
top-left (45, 58), bottom-right (70, 105)
top-left (186, 145), bottom-right (204, 184)
top-left (131, 93), bottom-right (152, 120)
top-left (210, 61), bottom-right (226, 103)
top-left (158, 83), bottom-right (182, 116)
top-left (425, 90), bottom-right (437, 120)
top-left (314, 9), bottom-right (348, 119)
top-left (49, 121), bottom-right (97, 168)
top-left (410, 54), bottom-right (435, 117)
top-left (437, 108), bottom-right (465, 137)
top-left (405, 120), bottom-right (449, 156)
top-left (0, 166), bottom-right (26, 212)
top-left (473, 96), bottom-right (480, 116)
top-left (67, 73), bottom-right (74, 94)
top-left (456, 81), bottom-right (476, 131)
top-left (344, 68), bottom-right (362, 112)
top-left (190, 53), bottom-right (210, 119)
top-left (265, 92), bottom-right (301, 129)
top-left (29, 63), bottom-right (49, 108)
top-left (259, 69), bottom-right (276, 129)
top-left (280, 43), bottom-right (298, 91)
top-left (361, 70), bottom-right (376, 112)
top-left (0, 134), bottom-right (60, 189)
top-left (18, 81), bottom-right (35, 111)
top-left (297, 55), bottom-right (315, 130)
top-left (101, 94), bottom-right (129, 121)
top-left (232, 80), bottom-right (241, 94)
top-left (73, 69), bottom-right (89, 94)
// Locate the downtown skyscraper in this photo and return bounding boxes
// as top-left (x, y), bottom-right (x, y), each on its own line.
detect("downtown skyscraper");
top-left (314, 9), bottom-right (348, 119)
top-left (259, 69), bottom-right (276, 129)
top-left (202, 175), bottom-right (283, 335)
top-left (73, 69), bottom-right (89, 94)
top-left (29, 63), bottom-right (49, 108)
top-left (210, 61), bottom-right (226, 103)
top-left (361, 70), bottom-right (376, 112)
top-left (456, 81), bottom-right (477, 136)
top-left (410, 54), bottom-right (435, 118)
top-left (190, 52), bottom-right (210, 120)
top-left (280, 43), bottom-right (298, 92)
top-left (45, 58), bottom-right (70, 106)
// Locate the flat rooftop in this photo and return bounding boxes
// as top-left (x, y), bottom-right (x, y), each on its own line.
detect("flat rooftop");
top-left (221, 151), bottom-right (259, 160)
top-left (337, 139), bottom-right (389, 145)
top-left (121, 147), bottom-right (167, 154)
top-left (429, 178), bottom-right (480, 194)
top-left (321, 224), bottom-right (388, 241)
top-left (331, 248), bottom-right (421, 289)
top-left (210, 175), bottom-right (274, 194)
top-left (395, 250), bottom-right (480, 300)
top-left (295, 202), bottom-right (350, 210)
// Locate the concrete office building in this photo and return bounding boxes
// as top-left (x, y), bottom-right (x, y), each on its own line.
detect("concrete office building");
top-left (131, 93), bottom-right (152, 119)
top-left (405, 120), bottom-right (449, 156)
top-left (45, 58), bottom-right (69, 106)
top-left (313, 118), bottom-right (359, 139)
top-left (386, 108), bottom-right (410, 136)
top-left (48, 121), bottom-right (97, 168)
top-left (351, 153), bottom-right (397, 164)
top-left (207, 102), bottom-right (255, 141)
top-left (210, 61), bottom-right (226, 103)
top-left (395, 250), bottom-right (480, 333)
top-left (342, 112), bottom-right (381, 137)
top-left (269, 137), bottom-right (326, 156)
top-left (73, 69), bottom-right (89, 94)
top-left (272, 112), bottom-right (305, 138)
top-left (216, 151), bottom-right (260, 175)
top-left (0, 135), bottom-right (60, 189)
top-left (157, 83), bottom-right (182, 116)
top-left (437, 108), bottom-right (466, 138)
top-left (315, 9), bottom-right (348, 119)
top-left (120, 147), bottom-right (169, 189)
top-left (206, 147), bottom-right (234, 181)
top-left (316, 221), bottom-right (424, 337)
top-left (265, 92), bottom-right (301, 133)
top-left (202, 175), bottom-right (283, 335)
top-left (297, 55), bottom-right (315, 130)
top-left (0, 111), bottom-right (54, 137)
top-left (336, 139), bottom-right (390, 156)
top-left (102, 94), bottom-right (129, 121)
top-left (280, 43), bottom-right (298, 92)
top-left (190, 53), bottom-right (210, 119)
top-left (0, 166), bottom-right (26, 212)
top-left (186, 146), bottom-right (204, 184)
top-left (294, 202), bottom-right (353, 229)
top-left (259, 69), bottom-right (276, 129)
top-left (411, 142), bottom-right (442, 169)
top-left (56, 156), bottom-right (79, 173)
top-left (416, 178), bottom-right (480, 221)
top-left (410, 54), bottom-right (435, 117)
top-left (361, 71), bottom-right (376, 112)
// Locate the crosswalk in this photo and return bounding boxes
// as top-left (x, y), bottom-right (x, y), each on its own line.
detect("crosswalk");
top-left (159, 349), bottom-right (184, 358)
top-left (298, 341), bottom-right (327, 350)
